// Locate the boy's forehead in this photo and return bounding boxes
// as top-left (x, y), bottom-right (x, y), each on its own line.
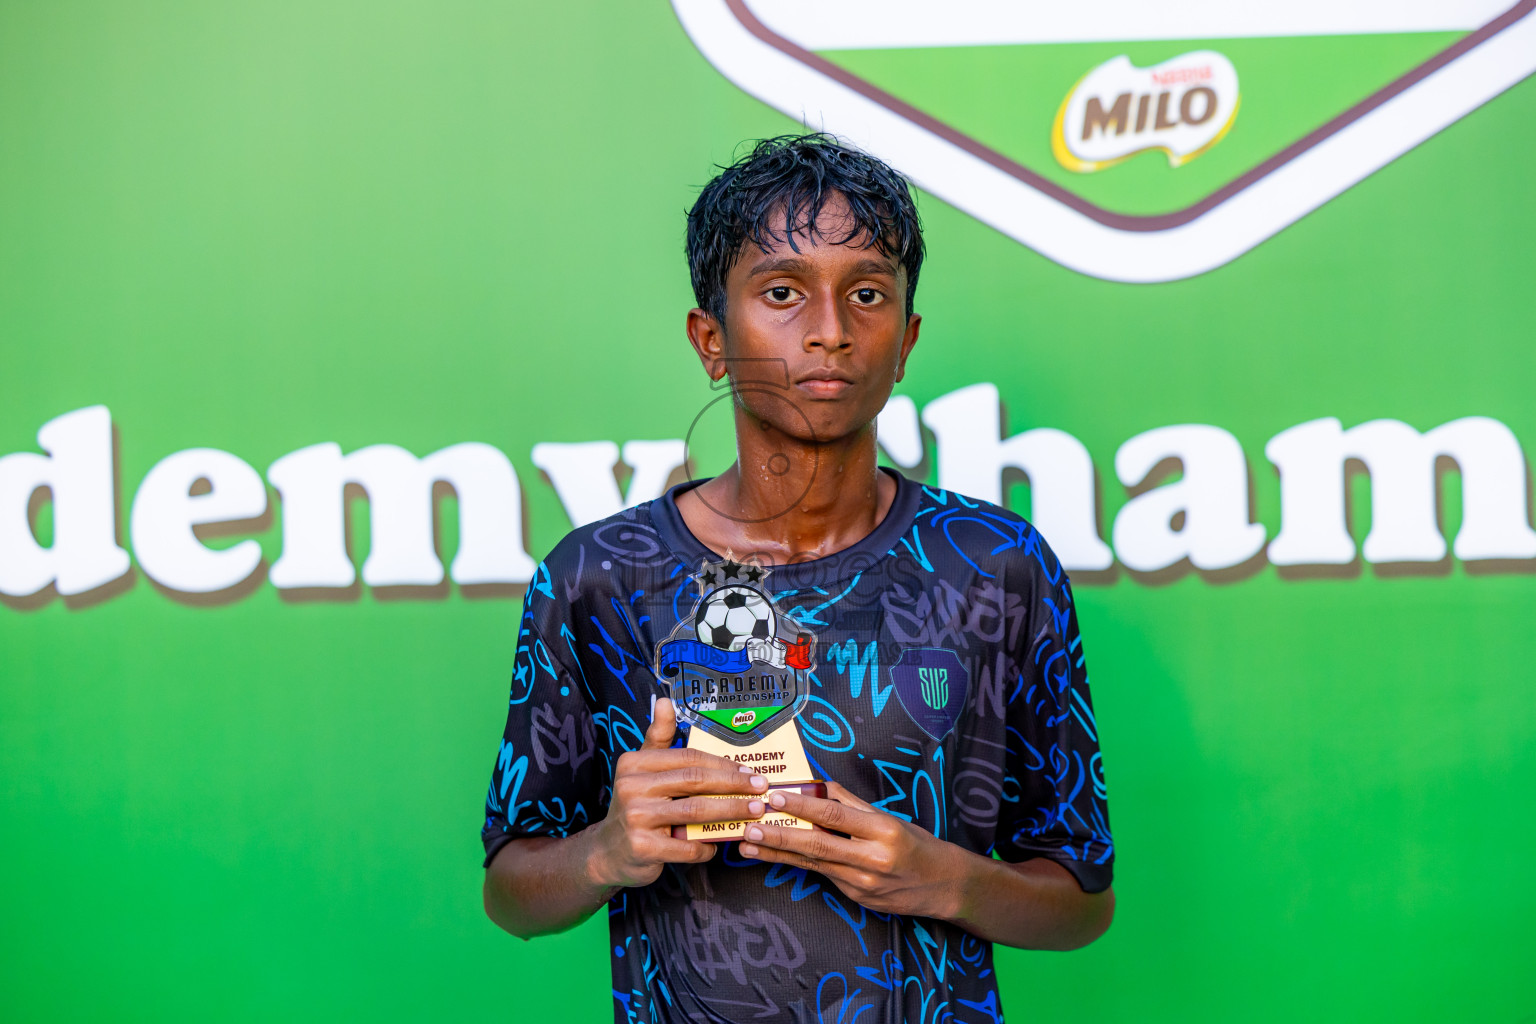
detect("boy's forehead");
top-left (733, 196), bottom-right (899, 275)
top-left (765, 192), bottom-right (863, 244)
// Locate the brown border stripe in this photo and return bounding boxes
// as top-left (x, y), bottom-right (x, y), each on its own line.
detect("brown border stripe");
top-left (723, 0), bottom-right (1536, 231)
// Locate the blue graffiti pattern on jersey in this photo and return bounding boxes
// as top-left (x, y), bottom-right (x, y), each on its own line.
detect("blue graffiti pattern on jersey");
top-left (482, 473), bottom-right (1112, 1023)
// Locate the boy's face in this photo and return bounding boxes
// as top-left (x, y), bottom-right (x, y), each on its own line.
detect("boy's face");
top-left (687, 193), bottom-right (921, 447)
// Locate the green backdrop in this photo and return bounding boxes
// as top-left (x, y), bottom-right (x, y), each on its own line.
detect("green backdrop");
top-left (2, 1), bottom-right (1532, 1020)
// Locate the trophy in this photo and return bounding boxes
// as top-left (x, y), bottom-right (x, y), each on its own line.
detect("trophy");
top-left (654, 558), bottom-right (826, 842)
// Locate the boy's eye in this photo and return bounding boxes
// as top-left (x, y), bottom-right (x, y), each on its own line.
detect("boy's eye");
top-left (768, 286), bottom-right (794, 301)
top-left (854, 288), bottom-right (882, 305)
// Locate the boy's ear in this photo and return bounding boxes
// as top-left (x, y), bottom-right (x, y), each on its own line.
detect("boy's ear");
top-left (894, 312), bottom-right (922, 383)
top-left (686, 307), bottom-right (728, 382)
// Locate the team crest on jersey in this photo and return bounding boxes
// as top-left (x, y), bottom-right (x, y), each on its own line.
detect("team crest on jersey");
top-left (654, 558), bottom-right (815, 746)
top-left (890, 648), bottom-right (970, 741)
top-left (671, 0), bottom-right (1536, 281)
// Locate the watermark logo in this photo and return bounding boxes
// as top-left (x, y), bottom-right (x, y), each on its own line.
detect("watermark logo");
top-left (1052, 51), bottom-right (1239, 173)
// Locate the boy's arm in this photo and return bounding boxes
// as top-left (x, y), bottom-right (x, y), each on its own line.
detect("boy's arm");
top-left (483, 698), bottom-right (771, 938)
top-left (482, 831), bottom-right (618, 940)
top-left (738, 782), bottom-right (1113, 951)
top-left (955, 853), bottom-right (1115, 951)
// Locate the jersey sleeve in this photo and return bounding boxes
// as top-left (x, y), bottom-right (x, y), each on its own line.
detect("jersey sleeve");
top-left (994, 570), bottom-right (1114, 893)
top-left (480, 583), bottom-right (603, 869)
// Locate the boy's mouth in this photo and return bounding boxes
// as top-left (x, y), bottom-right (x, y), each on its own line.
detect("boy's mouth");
top-left (795, 370), bottom-right (855, 399)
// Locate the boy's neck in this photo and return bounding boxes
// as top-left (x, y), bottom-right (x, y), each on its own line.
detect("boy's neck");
top-left (675, 419), bottom-right (897, 566)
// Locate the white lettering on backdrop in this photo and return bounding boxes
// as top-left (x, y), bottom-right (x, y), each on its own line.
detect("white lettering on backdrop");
top-left (922, 383), bottom-right (1115, 572)
top-left (131, 448), bottom-right (267, 592)
top-left (0, 406), bottom-right (130, 597)
top-left (1267, 417), bottom-right (1536, 565)
top-left (3, 389), bottom-right (1535, 601)
top-left (532, 439), bottom-right (687, 528)
top-left (267, 441), bottom-right (535, 590)
top-left (1113, 425), bottom-right (1266, 573)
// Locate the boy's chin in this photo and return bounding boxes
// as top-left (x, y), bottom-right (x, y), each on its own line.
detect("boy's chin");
top-left (796, 419), bottom-right (875, 447)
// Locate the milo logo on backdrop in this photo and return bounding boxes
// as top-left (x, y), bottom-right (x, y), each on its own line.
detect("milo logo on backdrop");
top-left (1053, 51), bottom-right (1239, 173)
top-left (672, 0), bottom-right (1536, 281)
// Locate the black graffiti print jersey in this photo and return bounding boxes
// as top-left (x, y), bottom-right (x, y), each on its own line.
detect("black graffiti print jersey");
top-left (480, 471), bottom-right (1113, 1024)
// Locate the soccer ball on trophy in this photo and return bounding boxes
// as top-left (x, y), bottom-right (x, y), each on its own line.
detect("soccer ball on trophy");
top-left (693, 585), bottom-right (775, 651)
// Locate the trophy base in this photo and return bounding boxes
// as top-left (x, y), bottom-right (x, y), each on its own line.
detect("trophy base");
top-left (672, 780), bottom-right (827, 843)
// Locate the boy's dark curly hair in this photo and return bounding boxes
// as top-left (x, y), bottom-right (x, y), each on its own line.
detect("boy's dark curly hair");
top-left (686, 134), bottom-right (924, 325)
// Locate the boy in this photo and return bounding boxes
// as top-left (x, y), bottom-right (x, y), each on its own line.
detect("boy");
top-left (481, 135), bottom-right (1114, 1023)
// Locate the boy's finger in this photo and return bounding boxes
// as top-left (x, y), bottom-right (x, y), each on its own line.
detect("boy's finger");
top-left (664, 795), bottom-right (768, 826)
top-left (619, 746), bottom-right (748, 776)
top-left (765, 790), bottom-right (879, 838)
top-left (825, 780), bottom-right (877, 813)
top-left (641, 696), bottom-right (677, 750)
top-left (646, 767), bottom-right (769, 798)
top-left (652, 837), bottom-right (718, 865)
top-left (739, 820), bottom-right (866, 870)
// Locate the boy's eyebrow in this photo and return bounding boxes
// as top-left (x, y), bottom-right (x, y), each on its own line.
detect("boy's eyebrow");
top-left (745, 255), bottom-right (899, 278)
top-left (848, 256), bottom-right (899, 277)
top-left (746, 255), bottom-right (812, 277)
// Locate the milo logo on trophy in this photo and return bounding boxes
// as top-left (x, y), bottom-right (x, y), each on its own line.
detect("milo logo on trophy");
top-left (655, 558), bottom-right (826, 842)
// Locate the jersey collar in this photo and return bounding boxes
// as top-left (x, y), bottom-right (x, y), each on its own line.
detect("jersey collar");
top-left (650, 467), bottom-right (922, 592)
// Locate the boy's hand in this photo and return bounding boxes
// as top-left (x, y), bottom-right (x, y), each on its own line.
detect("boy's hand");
top-left (736, 781), bottom-right (969, 920)
top-left (586, 697), bottom-right (769, 889)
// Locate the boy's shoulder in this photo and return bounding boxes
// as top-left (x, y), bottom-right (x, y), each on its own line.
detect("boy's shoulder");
top-left (526, 497), bottom-right (678, 612)
top-left (907, 483), bottom-right (1072, 591)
